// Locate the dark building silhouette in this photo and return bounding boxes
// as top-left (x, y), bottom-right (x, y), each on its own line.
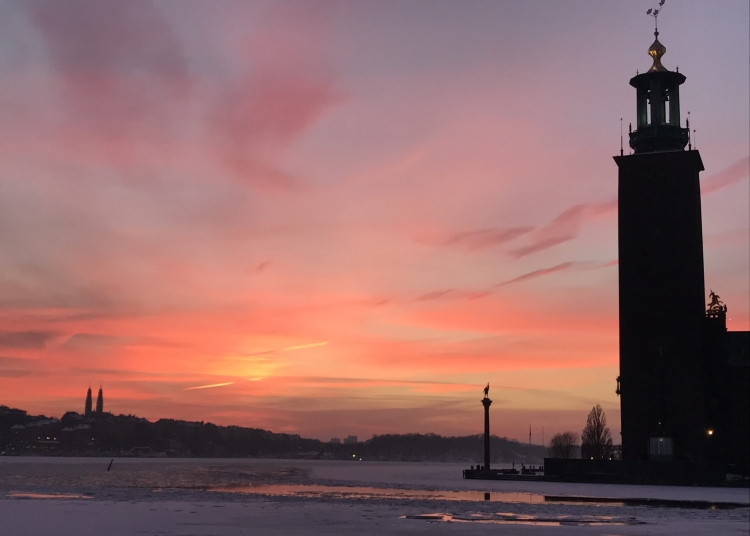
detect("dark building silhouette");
top-left (702, 299), bottom-right (750, 466)
top-left (84, 386), bottom-right (93, 419)
top-left (614, 30), bottom-right (749, 465)
top-left (96, 386), bottom-right (104, 415)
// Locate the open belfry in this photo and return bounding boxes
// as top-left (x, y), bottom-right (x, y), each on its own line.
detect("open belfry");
top-left (614, 23), bottom-right (748, 465)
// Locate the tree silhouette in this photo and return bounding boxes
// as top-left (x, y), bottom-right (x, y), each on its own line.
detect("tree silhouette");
top-left (581, 404), bottom-right (613, 460)
top-left (547, 431), bottom-right (579, 459)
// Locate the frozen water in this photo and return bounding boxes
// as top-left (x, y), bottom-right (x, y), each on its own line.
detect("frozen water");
top-left (213, 483), bottom-right (547, 503)
top-left (0, 457), bottom-right (747, 535)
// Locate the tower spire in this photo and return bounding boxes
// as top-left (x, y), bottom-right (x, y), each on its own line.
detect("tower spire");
top-left (96, 384), bottom-right (104, 415)
top-left (646, 1), bottom-right (667, 72)
top-left (84, 385), bottom-right (93, 418)
top-left (627, 2), bottom-right (688, 154)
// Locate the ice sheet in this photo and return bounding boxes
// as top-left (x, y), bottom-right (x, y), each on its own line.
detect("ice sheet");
top-left (0, 457), bottom-right (747, 535)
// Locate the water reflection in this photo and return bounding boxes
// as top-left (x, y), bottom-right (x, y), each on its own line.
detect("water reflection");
top-left (404, 512), bottom-right (640, 526)
top-left (7, 492), bottom-right (92, 500)
top-left (213, 484), bottom-right (545, 504)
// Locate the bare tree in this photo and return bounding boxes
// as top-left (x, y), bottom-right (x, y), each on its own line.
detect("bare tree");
top-left (581, 404), bottom-right (613, 460)
top-left (548, 432), bottom-right (579, 459)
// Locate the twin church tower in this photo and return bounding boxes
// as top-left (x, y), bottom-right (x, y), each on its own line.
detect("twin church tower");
top-left (84, 385), bottom-right (104, 419)
top-left (615, 28), bottom-right (748, 464)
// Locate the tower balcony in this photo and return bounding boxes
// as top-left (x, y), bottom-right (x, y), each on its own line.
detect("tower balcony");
top-left (629, 124), bottom-right (689, 154)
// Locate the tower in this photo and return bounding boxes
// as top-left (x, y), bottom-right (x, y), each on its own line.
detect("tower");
top-left (614, 29), bottom-right (707, 462)
top-left (84, 386), bottom-right (93, 418)
top-left (96, 385), bottom-right (104, 415)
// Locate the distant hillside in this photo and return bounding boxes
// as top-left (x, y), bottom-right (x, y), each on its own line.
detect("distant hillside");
top-left (0, 405), bottom-right (545, 463)
top-left (365, 433), bottom-right (546, 463)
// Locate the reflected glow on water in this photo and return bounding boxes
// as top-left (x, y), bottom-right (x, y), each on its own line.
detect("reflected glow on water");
top-left (213, 484), bottom-right (545, 503)
top-left (404, 512), bottom-right (638, 526)
top-left (7, 492), bottom-right (92, 500)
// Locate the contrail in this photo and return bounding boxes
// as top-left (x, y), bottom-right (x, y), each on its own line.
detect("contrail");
top-left (184, 382), bottom-right (234, 390)
top-left (282, 342), bottom-right (328, 351)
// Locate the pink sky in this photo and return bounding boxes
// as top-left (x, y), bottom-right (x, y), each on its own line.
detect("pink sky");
top-left (0, 0), bottom-right (747, 443)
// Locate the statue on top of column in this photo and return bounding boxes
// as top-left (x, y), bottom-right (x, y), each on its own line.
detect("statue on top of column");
top-left (707, 289), bottom-right (727, 314)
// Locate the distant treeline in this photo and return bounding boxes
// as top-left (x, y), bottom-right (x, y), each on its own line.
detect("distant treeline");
top-left (365, 433), bottom-right (546, 463)
top-left (0, 405), bottom-right (545, 463)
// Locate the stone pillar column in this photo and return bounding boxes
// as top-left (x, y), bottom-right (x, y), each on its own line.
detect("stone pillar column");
top-left (482, 397), bottom-right (492, 470)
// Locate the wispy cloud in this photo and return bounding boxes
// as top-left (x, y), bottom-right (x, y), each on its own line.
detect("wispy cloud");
top-left (508, 154), bottom-right (748, 260)
top-left (497, 262), bottom-right (576, 286)
top-left (511, 236), bottom-right (578, 259)
top-left (415, 289), bottom-right (454, 301)
top-left (411, 258), bottom-right (617, 301)
top-left (61, 333), bottom-right (132, 352)
top-left (507, 154), bottom-right (749, 259)
top-left (420, 200), bottom-right (617, 259)
top-left (510, 201), bottom-right (616, 258)
top-left (510, 204), bottom-right (588, 258)
top-left (7, 0), bottom-right (342, 189)
top-left (497, 260), bottom-right (617, 287)
top-left (0, 331), bottom-right (57, 349)
top-left (209, 2), bottom-right (342, 187)
top-left (702, 155), bottom-right (749, 194)
top-left (22, 0), bottom-right (190, 155)
top-left (282, 342), bottom-right (328, 351)
top-left (440, 226), bottom-right (534, 250)
top-left (184, 382), bottom-right (234, 391)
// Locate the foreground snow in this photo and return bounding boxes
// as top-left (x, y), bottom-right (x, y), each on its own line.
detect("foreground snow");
top-left (0, 458), bottom-right (747, 535)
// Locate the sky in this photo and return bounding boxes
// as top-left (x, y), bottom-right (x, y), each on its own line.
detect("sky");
top-left (0, 0), bottom-right (747, 444)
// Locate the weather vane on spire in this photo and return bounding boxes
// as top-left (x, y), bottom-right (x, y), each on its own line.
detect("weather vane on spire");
top-left (646, 0), bottom-right (666, 32)
top-left (646, 0), bottom-right (668, 71)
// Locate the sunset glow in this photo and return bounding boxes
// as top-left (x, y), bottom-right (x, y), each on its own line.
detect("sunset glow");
top-left (0, 1), bottom-right (747, 443)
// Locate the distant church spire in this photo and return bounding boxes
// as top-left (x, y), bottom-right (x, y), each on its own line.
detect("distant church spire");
top-left (85, 385), bottom-right (93, 418)
top-left (96, 384), bottom-right (104, 414)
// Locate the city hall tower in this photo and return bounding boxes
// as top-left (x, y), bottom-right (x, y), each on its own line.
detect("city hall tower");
top-left (614, 29), bottom-right (707, 462)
